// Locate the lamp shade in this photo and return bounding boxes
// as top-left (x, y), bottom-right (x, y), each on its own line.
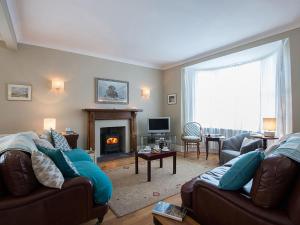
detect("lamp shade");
top-left (141, 87), bottom-right (150, 99)
top-left (44, 118), bottom-right (56, 130)
top-left (263, 118), bottom-right (276, 131)
top-left (52, 79), bottom-right (64, 90)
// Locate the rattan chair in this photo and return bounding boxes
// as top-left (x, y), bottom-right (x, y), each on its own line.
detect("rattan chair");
top-left (181, 122), bottom-right (203, 158)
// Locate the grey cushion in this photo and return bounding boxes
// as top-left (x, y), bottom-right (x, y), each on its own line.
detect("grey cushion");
top-left (240, 139), bottom-right (263, 155)
top-left (222, 133), bottom-right (250, 151)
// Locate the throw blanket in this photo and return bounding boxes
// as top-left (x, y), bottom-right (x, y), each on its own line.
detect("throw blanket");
top-left (266, 133), bottom-right (300, 163)
top-left (0, 131), bottom-right (39, 154)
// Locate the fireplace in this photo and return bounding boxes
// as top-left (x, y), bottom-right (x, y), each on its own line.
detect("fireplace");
top-left (100, 126), bottom-right (125, 155)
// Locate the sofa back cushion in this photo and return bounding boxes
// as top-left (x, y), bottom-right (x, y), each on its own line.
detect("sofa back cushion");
top-left (222, 133), bottom-right (249, 151)
top-left (251, 154), bottom-right (298, 208)
top-left (0, 150), bottom-right (39, 196)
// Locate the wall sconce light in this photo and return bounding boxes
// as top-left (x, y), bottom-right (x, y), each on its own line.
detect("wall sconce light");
top-left (44, 118), bottom-right (56, 130)
top-left (52, 79), bottom-right (64, 91)
top-left (141, 87), bottom-right (150, 99)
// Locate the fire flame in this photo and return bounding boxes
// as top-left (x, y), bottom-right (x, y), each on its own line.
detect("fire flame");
top-left (106, 137), bottom-right (119, 145)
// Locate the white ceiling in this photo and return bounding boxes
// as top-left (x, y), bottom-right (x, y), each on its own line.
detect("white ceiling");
top-left (5, 0), bottom-right (300, 69)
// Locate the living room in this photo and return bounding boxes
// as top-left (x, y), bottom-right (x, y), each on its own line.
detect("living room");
top-left (1, 1), bottom-right (300, 225)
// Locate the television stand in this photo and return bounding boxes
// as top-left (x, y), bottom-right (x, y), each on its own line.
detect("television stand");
top-left (140, 133), bottom-right (176, 151)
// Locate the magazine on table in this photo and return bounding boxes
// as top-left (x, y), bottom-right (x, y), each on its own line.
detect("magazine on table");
top-left (152, 201), bottom-right (187, 222)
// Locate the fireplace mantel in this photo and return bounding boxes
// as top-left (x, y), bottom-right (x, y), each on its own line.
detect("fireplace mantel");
top-left (83, 108), bottom-right (143, 152)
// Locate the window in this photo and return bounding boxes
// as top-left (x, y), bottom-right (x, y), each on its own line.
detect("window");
top-left (194, 53), bottom-right (277, 131)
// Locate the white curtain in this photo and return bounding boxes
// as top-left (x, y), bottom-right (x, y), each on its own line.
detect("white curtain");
top-left (275, 39), bottom-right (293, 136)
top-left (182, 39), bottom-right (292, 141)
top-left (182, 68), bottom-right (197, 124)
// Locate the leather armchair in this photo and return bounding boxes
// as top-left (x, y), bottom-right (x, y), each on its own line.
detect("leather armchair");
top-left (220, 133), bottom-right (262, 164)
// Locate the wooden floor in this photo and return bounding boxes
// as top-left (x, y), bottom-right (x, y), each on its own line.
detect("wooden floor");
top-left (84, 152), bottom-right (217, 225)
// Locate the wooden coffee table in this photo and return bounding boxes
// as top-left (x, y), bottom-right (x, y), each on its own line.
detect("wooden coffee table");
top-left (135, 151), bottom-right (176, 182)
top-left (153, 214), bottom-right (199, 225)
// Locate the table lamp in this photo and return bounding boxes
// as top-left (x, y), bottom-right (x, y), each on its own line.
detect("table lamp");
top-left (44, 118), bottom-right (56, 130)
top-left (263, 117), bottom-right (276, 137)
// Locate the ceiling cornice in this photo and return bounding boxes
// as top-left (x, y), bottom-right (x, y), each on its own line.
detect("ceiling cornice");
top-left (162, 23), bottom-right (300, 70)
top-left (19, 40), bottom-right (161, 70)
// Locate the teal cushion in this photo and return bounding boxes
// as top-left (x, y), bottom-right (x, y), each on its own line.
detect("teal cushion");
top-left (218, 150), bottom-right (265, 190)
top-left (64, 149), bottom-right (92, 162)
top-left (73, 161), bottom-right (112, 204)
top-left (37, 146), bottom-right (79, 178)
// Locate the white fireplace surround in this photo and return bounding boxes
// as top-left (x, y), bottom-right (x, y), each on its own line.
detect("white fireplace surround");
top-left (95, 120), bottom-right (130, 158)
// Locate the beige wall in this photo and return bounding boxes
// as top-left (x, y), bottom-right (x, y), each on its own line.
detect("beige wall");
top-left (163, 27), bottom-right (300, 143)
top-left (0, 43), bottom-right (163, 148)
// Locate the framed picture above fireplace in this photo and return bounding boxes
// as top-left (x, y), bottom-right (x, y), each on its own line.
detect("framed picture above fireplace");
top-left (95, 78), bottom-right (129, 104)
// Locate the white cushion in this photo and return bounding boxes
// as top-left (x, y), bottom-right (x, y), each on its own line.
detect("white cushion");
top-left (182, 136), bottom-right (201, 141)
top-left (31, 150), bottom-right (64, 189)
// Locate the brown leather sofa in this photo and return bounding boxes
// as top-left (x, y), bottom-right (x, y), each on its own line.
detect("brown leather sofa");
top-left (0, 150), bottom-right (108, 225)
top-left (181, 154), bottom-right (300, 225)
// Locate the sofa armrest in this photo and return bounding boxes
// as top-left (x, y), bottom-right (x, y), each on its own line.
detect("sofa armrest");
top-left (191, 180), bottom-right (292, 225)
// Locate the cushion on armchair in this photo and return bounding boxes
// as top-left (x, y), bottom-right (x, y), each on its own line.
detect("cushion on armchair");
top-left (240, 137), bottom-right (263, 155)
top-left (222, 133), bottom-right (250, 151)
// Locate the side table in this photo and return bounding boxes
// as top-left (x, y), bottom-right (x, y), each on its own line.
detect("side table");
top-left (250, 135), bottom-right (279, 149)
top-left (205, 135), bottom-right (225, 160)
top-left (62, 132), bottom-right (79, 149)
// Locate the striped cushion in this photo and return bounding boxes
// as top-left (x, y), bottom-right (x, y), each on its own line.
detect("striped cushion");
top-left (51, 129), bottom-right (71, 151)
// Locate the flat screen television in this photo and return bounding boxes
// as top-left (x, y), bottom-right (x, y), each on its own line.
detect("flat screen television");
top-left (148, 117), bottom-right (170, 133)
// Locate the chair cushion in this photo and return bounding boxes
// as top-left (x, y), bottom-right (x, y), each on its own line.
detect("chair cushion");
top-left (218, 150), bottom-right (265, 190)
top-left (0, 150), bottom-right (39, 196)
top-left (182, 136), bottom-right (201, 141)
top-left (251, 154), bottom-right (298, 208)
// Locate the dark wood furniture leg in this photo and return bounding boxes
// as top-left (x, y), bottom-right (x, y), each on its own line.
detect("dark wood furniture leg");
top-left (197, 142), bottom-right (200, 159)
top-left (205, 139), bottom-right (209, 160)
top-left (160, 158), bottom-right (163, 168)
top-left (173, 155), bottom-right (176, 174)
top-left (147, 160), bottom-right (151, 182)
top-left (135, 152), bottom-right (138, 174)
top-left (184, 141), bottom-right (186, 158)
top-left (218, 140), bottom-right (221, 161)
top-left (263, 139), bottom-right (268, 149)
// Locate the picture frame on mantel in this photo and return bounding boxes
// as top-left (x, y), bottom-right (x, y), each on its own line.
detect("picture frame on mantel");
top-left (7, 84), bottom-right (32, 101)
top-left (95, 78), bottom-right (129, 104)
top-left (167, 94), bottom-right (177, 105)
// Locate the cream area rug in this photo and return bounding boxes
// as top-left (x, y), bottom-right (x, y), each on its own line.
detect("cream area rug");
top-left (106, 155), bottom-right (218, 217)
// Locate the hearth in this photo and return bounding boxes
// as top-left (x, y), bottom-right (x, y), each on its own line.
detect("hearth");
top-left (100, 127), bottom-right (125, 155)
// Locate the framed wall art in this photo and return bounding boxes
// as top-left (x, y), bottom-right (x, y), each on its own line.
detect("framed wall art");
top-left (95, 78), bottom-right (129, 104)
top-left (167, 94), bottom-right (177, 105)
top-left (7, 84), bottom-right (32, 101)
